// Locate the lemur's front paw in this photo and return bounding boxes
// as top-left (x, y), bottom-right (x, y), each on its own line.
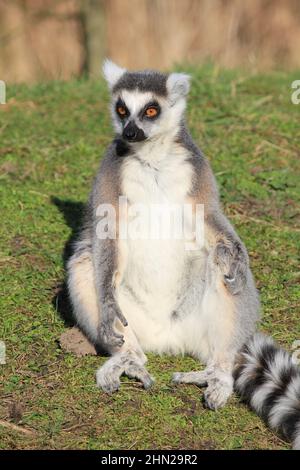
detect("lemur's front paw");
top-left (98, 303), bottom-right (128, 349)
top-left (99, 321), bottom-right (124, 348)
top-left (214, 240), bottom-right (248, 294)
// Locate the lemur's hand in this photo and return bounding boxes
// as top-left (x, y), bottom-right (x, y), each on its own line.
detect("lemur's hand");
top-left (98, 302), bottom-right (128, 349)
top-left (214, 240), bottom-right (249, 294)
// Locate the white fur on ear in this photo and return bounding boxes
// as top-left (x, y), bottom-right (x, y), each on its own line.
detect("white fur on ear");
top-left (102, 59), bottom-right (126, 89)
top-left (167, 73), bottom-right (190, 101)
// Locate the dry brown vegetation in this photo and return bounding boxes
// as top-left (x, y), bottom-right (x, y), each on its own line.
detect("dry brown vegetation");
top-left (1, 0), bottom-right (300, 83)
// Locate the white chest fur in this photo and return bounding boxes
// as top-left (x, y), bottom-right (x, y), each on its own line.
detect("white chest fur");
top-left (121, 139), bottom-right (193, 204)
top-left (121, 141), bottom-right (193, 295)
top-left (116, 140), bottom-right (210, 355)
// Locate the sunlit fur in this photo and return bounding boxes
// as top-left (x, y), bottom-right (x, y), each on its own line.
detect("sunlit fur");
top-left (67, 60), bottom-right (300, 449)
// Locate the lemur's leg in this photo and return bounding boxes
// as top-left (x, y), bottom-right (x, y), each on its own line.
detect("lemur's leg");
top-left (173, 240), bottom-right (255, 410)
top-left (67, 244), bottom-right (153, 393)
top-left (173, 293), bottom-right (235, 411)
top-left (67, 243), bottom-right (99, 344)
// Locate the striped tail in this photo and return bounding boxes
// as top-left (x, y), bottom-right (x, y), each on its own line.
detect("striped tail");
top-left (233, 333), bottom-right (300, 449)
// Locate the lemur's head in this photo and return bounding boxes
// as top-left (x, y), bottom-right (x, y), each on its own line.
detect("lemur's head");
top-left (103, 60), bottom-right (190, 143)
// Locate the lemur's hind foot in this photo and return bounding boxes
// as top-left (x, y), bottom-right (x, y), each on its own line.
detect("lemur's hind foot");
top-left (172, 367), bottom-right (233, 410)
top-left (172, 369), bottom-right (212, 387)
top-left (203, 374), bottom-right (233, 410)
top-left (96, 350), bottom-right (154, 394)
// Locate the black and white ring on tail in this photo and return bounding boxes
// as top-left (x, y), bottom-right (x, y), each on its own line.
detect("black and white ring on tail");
top-left (67, 60), bottom-right (300, 449)
top-left (234, 333), bottom-right (300, 449)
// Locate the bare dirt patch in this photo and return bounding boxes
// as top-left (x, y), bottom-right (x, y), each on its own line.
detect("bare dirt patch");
top-left (59, 327), bottom-right (97, 357)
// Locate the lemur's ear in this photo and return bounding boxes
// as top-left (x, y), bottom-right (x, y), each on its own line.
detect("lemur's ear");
top-left (167, 73), bottom-right (190, 101)
top-left (102, 59), bottom-right (126, 90)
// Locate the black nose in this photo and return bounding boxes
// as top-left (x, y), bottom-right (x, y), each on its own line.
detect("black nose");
top-left (122, 121), bottom-right (146, 142)
top-left (123, 123), bottom-right (137, 141)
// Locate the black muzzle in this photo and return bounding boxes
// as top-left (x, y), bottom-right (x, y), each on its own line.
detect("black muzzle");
top-left (122, 121), bottom-right (146, 142)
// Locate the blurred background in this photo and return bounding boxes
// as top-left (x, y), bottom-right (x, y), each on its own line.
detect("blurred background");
top-left (1, 0), bottom-right (300, 83)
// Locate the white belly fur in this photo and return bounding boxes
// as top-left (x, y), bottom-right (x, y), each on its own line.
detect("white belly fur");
top-left (117, 143), bottom-right (215, 360)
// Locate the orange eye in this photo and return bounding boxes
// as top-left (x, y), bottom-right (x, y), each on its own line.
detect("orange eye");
top-left (117, 106), bottom-right (127, 116)
top-left (145, 107), bottom-right (158, 118)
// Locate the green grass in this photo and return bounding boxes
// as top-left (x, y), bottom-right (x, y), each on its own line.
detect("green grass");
top-left (0, 65), bottom-right (300, 450)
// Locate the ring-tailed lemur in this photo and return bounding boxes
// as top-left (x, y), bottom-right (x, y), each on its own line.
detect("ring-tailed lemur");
top-left (67, 60), bottom-right (300, 449)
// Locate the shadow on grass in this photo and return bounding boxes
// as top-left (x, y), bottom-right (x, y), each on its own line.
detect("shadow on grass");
top-left (51, 196), bottom-right (85, 327)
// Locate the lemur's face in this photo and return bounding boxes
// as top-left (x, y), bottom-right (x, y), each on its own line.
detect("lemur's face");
top-left (103, 60), bottom-right (190, 143)
top-left (112, 90), bottom-right (165, 142)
